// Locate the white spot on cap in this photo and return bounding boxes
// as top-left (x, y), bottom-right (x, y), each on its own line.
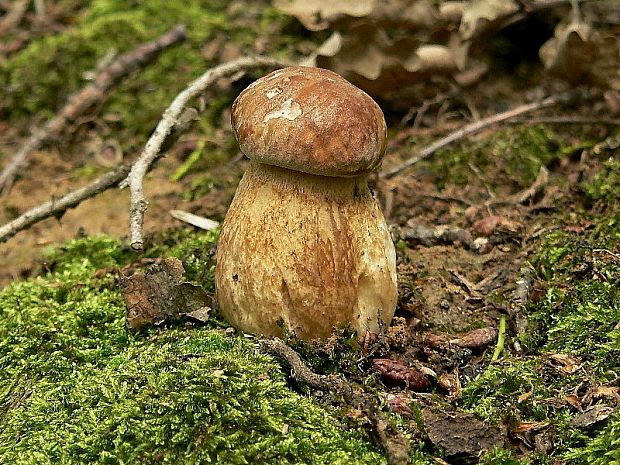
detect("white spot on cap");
top-left (266, 87), bottom-right (282, 99)
top-left (263, 99), bottom-right (302, 123)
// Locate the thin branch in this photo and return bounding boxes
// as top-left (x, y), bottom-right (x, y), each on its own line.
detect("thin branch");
top-left (0, 24), bottom-right (187, 193)
top-left (0, 165), bottom-right (130, 243)
top-left (260, 338), bottom-right (411, 465)
top-left (0, 0), bottom-right (29, 36)
top-left (508, 115), bottom-right (620, 126)
top-left (126, 56), bottom-right (287, 250)
top-left (381, 90), bottom-right (589, 179)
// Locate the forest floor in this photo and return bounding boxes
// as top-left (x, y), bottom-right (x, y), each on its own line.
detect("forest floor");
top-left (0, 1), bottom-right (618, 464)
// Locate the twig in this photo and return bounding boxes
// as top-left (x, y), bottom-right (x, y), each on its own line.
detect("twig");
top-left (0, 24), bottom-right (187, 193)
top-left (169, 210), bottom-right (219, 231)
top-left (0, 0), bottom-right (29, 36)
top-left (508, 116), bottom-right (620, 126)
top-left (0, 165), bottom-right (129, 243)
top-left (33, 0), bottom-right (45, 25)
top-left (260, 338), bottom-right (411, 465)
top-left (381, 90), bottom-right (587, 179)
top-left (126, 56), bottom-right (287, 250)
top-left (491, 315), bottom-right (507, 361)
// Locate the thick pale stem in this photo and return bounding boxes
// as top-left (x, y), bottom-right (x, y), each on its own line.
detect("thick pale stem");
top-left (216, 162), bottom-right (397, 339)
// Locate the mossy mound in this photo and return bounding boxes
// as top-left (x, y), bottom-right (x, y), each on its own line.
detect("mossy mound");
top-left (0, 233), bottom-right (384, 465)
top-left (462, 212), bottom-right (619, 463)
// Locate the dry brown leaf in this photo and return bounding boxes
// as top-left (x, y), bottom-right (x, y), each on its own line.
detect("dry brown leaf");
top-left (540, 22), bottom-right (597, 82)
top-left (373, 358), bottom-right (432, 391)
top-left (459, 0), bottom-right (519, 40)
top-left (570, 405), bottom-right (615, 428)
top-left (308, 24), bottom-right (457, 103)
top-left (472, 215), bottom-right (521, 237)
top-left (423, 408), bottom-right (505, 457)
top-left (274, 0), bottom-right (376, 31)
top-left (385, 393), bottom-right (415, 419)
top-left (437, 372), bottom-right (461, 397)
top-left (514, 421), bottom-right (548, 433)
top-left (449, 327), bottom-right (497, 349)
top-left (275, 0), bottom-right (439, 31)
top-left (121, 258), bottom-right (212, 331)
top-left (540, 21), bottom-right (620, 87)
top-left (564, 394), bottom-right (583, 410)
top-left (548, 353), bottom-right (583, 375)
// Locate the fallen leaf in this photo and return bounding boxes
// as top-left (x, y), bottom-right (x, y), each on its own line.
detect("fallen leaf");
top-left (514, 421), bottom-right (548, 433)
top-left (274, 0), bottom-right (375, 31)
top-left (540, 21), bottom-right (596, 83)
top-left (422, 408), bottom-right (505, 457)
top-left (540, 21), bottom-right (620, 87)
top-left (564, 394), bottom-right (582, 410)
top-left (459, 0), bottom-right (519, 40)
top-left (548, 354), bottom-right (582, 375)
top-left (570, 405), bottom-right (615, 428)
top-left (121, 258), bottom-right (212, 331)
top-left (385, 393), bottom-right (415, 419)
top-left (422, 332), bottom-right (450, 349)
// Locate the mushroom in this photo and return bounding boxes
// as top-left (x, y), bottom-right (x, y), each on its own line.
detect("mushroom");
top-left (216, 66), bottom-right (397, 339)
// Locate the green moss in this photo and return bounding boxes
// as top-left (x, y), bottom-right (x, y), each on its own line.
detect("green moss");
top-left (582, 157), bottom-right (620, 207)
top-left (480, 447), bottom-right (526, 465)
top-left (0, 0), bottom-right (303, 150)
top-left (425, 125), bottom-right (560, 190)
top-left (463, 359), bottom-right (554, 425)
top-left (526, 221), bottom-right (620, 375)
top-left (565, 413), bottom-right (620, 465)
top-left (0, 235), bottom-right (385, 464)
top-left (463, 205), bottom-right (619, 462)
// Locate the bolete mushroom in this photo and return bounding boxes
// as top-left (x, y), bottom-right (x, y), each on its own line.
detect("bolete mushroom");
top-left (216, 66), bottom-right (397, 339)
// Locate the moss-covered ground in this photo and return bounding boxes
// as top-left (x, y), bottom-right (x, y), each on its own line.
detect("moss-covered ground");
top-left (0, 0), bottom-right (306, 148)
top-left (0, 232), bottom-right (386, 465)
top-left (1, 133), bottom-right (617, 464)
top-left (1, 1), bottom-right (619, 463)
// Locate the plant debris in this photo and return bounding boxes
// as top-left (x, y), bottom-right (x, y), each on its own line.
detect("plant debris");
top-left (373, 358), bottom-right (432, 391)
top-left (121, 257), bottom-right (212, 330)
top-left (422, 408), bottom-right (505, 458)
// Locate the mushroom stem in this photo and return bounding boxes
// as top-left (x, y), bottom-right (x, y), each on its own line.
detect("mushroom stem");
top-left (216, 161), bottom-right (397, 339)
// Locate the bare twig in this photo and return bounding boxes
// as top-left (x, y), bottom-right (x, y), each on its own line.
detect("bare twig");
top-left (0, 24), bottom-right (187, 193)
top-left (33, 0), bottom-right (45, 26)
top-left (0, 0), bottom-right (29, 36)
top-left (260, 338), bottom-right (411, 465)
top-left (486, 165), bottom-right (550, 208)
top-left (126, 56), bottom-right (287, 250)
top-left (0, 165), bottom-right (129, 243)
top-left (508, 116), bottom-right (620, 126)
top-left (169, 210), bottom-right (219, 231)
top-left (381, 90), bottom-right (587, 179)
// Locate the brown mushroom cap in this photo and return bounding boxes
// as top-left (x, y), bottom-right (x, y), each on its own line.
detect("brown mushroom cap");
top-left (231, 66), bottom-right (387, 177)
